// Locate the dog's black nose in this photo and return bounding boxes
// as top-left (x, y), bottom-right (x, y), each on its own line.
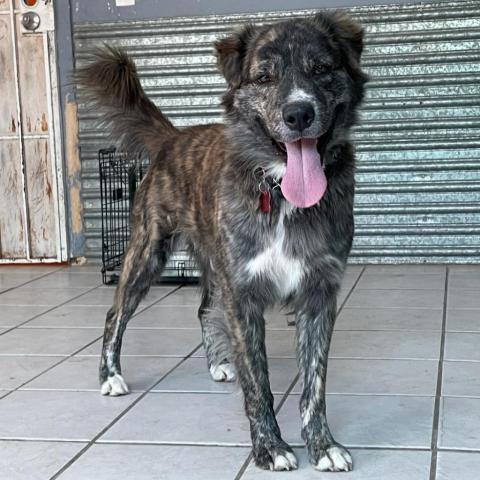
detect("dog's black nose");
top-left (282, 102), bottom-right (315, 132)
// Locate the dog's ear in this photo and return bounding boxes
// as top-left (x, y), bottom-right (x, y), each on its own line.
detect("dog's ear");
top-left (315, 11), bottom-right (364, 62)
top-left (214, 24), bottom-right (257, 88)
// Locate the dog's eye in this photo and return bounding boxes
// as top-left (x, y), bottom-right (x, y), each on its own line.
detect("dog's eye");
top-left (313, 65), bottom-right (330, 76)
top-left (255, 73), bottom-right (272, 85)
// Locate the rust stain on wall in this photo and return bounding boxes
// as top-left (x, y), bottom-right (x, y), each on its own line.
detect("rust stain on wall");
top-left (40, 113), bottom-right (48, 132)
top-left (44, 142), bottom-right (51, 199)
top-left (26, 116), bottom-right (32, 133)
top-left (10, 116), bottom-right (16, 133)
top-left (65, 98), bottom-right (84, 235)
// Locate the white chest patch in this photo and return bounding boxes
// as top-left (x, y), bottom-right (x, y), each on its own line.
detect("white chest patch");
top-left (246, 214), bottom-right (305, 297)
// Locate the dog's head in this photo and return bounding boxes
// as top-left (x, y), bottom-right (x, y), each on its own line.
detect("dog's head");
top-left (215, 11), bottom-right (367, 208)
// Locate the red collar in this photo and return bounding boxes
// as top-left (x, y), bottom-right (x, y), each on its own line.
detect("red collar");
top-left (259, 190), bottom-right (271, 213)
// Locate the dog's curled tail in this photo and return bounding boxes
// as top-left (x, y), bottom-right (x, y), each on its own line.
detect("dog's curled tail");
top-left (75, 46), bottom-right (177, 158)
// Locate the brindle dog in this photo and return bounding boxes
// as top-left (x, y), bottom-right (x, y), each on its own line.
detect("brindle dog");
top-left (76, 10), bottom-right (367, 472)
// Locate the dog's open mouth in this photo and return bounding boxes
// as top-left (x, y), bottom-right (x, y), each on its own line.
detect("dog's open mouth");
top-left (268, 124), bottom-right (332, 209)
top-left (280, 138), bottom-right (328, 208)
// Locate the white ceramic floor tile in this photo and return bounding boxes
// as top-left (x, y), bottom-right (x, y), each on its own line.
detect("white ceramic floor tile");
top-left (444, 332), bottom-right (480, 361)
top-left (0, 287), bottom-right (91, 306)
top-left (78, 329), bottom-right (202, 357)
top-left (336, 307), bottom-right (442, 331)
top-left (346, 289), bottom-right (444, 309)
top-left (278, 395), bottom-right (434, 448)
top-left (449, 270), bottom-right (480, 290)
top-left (193, 330), bottom-right (441, 361)
top-left (100, 392), bottom-right (274, 445)
top-left (0, 266), bottom-right (61, 275)
top-left (21, 305), bottom-right (110, 328)
top-left (131, 305), bottom-right (200, 329)
top-left (446, 309), bottom-right (480, 332)
top-left (357, 273), bottom-right (445, 290)
top-left (56, 444), bottom-right (249, 480)
top-left (442, 361), bottom-right (480, 398)
top-left (192, 331), bottom-right (298, 359)
top-left (439, 397), bottom-right (480, 450)
top-left (61, 265), bottom-right (103, 273)
top-left (265, 329), bottom-right (297, 358)
top-left (449, 266), bottom-right (480, 272)
top-left (155, 287), bottom-right (202, 306)
top-left (365, 265), bottom-right (446, 275)
top-left (22, 356), bottom-right (180, 392)
top-left (0, 305), bottom-right (51, 328)
top-left (292, 359), bottom-right (438, 396)
top-left (0, 328), bottom-right (103, 356)
top-left (448, 289), bottom-right (480, 310)
top-left (0, 390), bottom-right (139, 441)
top-left (0, 440), bottom-right (85, 480)
top-left (264, 308), bottom-right (296, 330)
top-left (26, 272), bottom-right (103, 288)
top-left (0, 356), bottom-right (64, 390)
top-left (337, 285), bottom-right (352, 306)
top-left (0, 268), bottom-right (61, 291)
top-left (154, 357), bottom-right (297, 394)
top-left (242, 448), bottom-right (431, 479)
top-left (442, 362), bottom-right (480, 397)
top-left (330, 330), bottom-right (441, 360)
top-left (0, 276), bottom-right (36, 290)
top-left (436, 451), bottom-right (480, 480)
top-left (154, 357), bottom-right (235, 394)
top-left (345, 265), bottom-right (365, 277)
top-left (68, 286), bottom-right (176, 306)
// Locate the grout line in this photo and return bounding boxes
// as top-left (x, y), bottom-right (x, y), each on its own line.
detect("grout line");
top-left (0, 284), bottom-right (102, 336)
top-left (435, 447), bottom-right (480, 454)
top-left (274, 374), bottom-right (300, 415)
top-left (235, 267), bottom-right (366, 479)
top-left (48, 342), bottom-right (203, 480)
top-left (0, 285), bottom-right (184, 400)
top-left (0, 336), bottom-right (103, 401)
top-left (337, 266), bottom-right (367, 316)
top-left (0, 266), bottom-right (66, 296)
top-left (429, 266), bottom-right (449, 480)
top-left (355, 288), bottom-right (445, 292)
top-left (3, 435), bottom-right (480, 455)
top-left (0, 283), bottom-right (183, 335)
top-left (337, 306), bottom-right (444, 311)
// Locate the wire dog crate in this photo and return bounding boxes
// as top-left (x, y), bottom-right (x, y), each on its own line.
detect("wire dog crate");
top-left (98, 148), bottom-right (199, 284)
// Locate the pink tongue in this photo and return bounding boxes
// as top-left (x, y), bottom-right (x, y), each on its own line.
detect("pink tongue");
top-left (281, 138), bottom-right (327, 208)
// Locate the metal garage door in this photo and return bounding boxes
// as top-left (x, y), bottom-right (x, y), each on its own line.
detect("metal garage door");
top-left (74, 0), bottom-right (480, 267)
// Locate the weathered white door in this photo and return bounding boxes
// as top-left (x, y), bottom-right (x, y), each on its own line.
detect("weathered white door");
top-left (0, 0), bottom-right (66, 262)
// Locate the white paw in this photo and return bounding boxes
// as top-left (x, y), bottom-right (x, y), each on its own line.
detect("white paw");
top-left (100, 374), bottom-right (129, 396)
top-left (209, 363), bottom-right (236, 382)
top-left (315, 445), bottom-right (353, 472)
top-left (270, 451), bottom-right (298, 471)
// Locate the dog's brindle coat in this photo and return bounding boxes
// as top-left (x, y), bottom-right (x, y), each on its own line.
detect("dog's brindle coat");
top-left (77, 11), bottom-right (366, 472)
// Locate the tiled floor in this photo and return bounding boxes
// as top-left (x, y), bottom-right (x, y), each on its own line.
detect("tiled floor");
top-left (0, 264), bottom-right (479, 479)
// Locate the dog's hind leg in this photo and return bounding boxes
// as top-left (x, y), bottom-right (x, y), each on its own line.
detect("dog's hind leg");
top-left (294, 274), bottom-right (352, 472)
top-left (100, 220), bottom-right (170, 396)
top-left (198, 286), bottom-right (235, 382)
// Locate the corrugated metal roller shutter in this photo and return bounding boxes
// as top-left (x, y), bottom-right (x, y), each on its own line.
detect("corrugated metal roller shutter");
top-left (74, 0), bottom-right (480, 266)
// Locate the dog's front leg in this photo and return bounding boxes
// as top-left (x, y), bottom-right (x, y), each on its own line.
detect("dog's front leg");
top-left (295, 281), bottom-right (353, 472)
top-left (218, 275), bottom-right (297, 471)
